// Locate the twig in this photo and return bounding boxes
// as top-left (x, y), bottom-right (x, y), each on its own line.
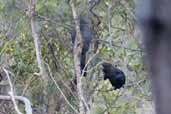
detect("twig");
top-left (21, 75), bottom-right (35, 96)
top-left (45, 62), bottom-right (79, 114)
top-left (97, 39), bottom-right (144, 53)
top-left (81, 49), bottom-right (99, 76)
top-left (108, 0), bottom-right (115, 36)
top-left (3, 68), bottom-right (23, 114)
top-left (0, 95), bottom-right (32, 114)
top-left (50, 76), bottom-right (79, 114)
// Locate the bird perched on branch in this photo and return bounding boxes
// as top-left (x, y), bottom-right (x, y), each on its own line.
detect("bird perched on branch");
top-left (102, 62), bottom-right (126, 90)
top-left (70, 16), bottom-right (93, 76)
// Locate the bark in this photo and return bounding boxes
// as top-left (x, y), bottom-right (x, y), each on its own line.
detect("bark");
top-left (69, 0), bottom-right (87, 114)
top-left (28, 0), bottom-right (49, 113)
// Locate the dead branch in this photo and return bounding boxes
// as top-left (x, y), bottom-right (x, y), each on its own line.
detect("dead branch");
top-left (3, 68), bottom-right (23, 114)
top-left (0, 95), bottom-right (32, 114)
top-left (69, 0), bottom-right (88, 114)
top-left (28, 0), bottom-right (49, 113)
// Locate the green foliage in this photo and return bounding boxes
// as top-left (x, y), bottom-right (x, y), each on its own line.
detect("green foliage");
top-left (0, 0), bottom-right (152, 113)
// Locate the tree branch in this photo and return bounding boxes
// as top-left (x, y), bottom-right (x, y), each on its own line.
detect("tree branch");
top-left (0, 95), bottom-right (33, 114)
top-left (28, 0), bottom-right (49, 113)
top-left (3, 68), bottom-right (23, 114)
top-left (69, 0), bottom-right (88, 114)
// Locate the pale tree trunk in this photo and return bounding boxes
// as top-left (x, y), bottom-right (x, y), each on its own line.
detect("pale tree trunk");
top-left (28, 0), bottom-right (49, 113)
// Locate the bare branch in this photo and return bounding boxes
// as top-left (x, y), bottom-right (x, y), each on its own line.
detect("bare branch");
top-left (45, 62), bottom-right (79, 114)
top-left (3, 68), bottom-right (23, 114)
top-left (28, 0), bottom-right (49, 113)
top-left (0, 95), bottom-right (33, 114)
top-left (69, 0), bottom-right (87, 113)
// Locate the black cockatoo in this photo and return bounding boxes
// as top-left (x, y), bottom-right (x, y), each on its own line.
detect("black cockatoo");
top-left (102, 62), bottom-right (126, 90)
top-left (70, 16), bottom-right (93, 76)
